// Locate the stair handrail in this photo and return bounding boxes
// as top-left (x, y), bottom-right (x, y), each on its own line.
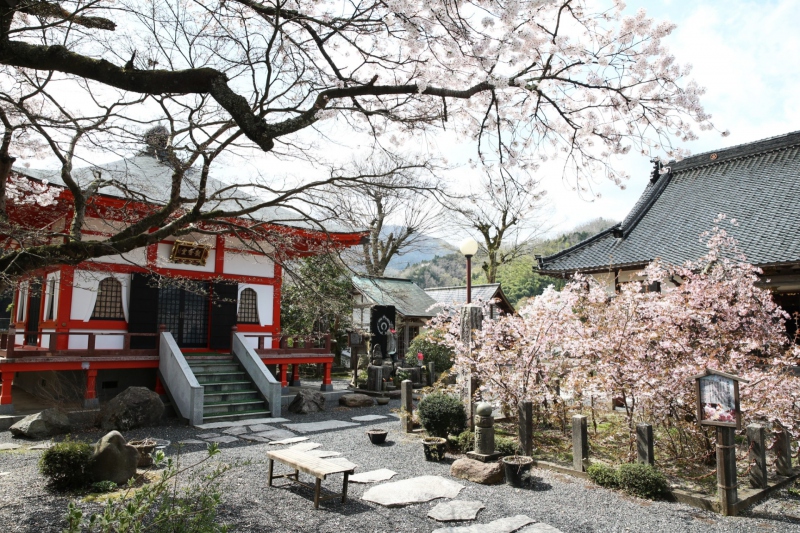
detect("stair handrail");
top-left (231, 330), bottom-right (282, 418)
top-left (158, 330), bottom-right (204, 425)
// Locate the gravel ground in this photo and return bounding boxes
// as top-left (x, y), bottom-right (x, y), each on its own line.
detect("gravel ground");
top-left (2, 398), bottom-right (800, 533)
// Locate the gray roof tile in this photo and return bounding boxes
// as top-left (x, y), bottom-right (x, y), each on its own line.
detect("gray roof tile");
top-left (539, 131), bottom-right (800, 273)
top-left (352, 276), bottom-right (437, 318)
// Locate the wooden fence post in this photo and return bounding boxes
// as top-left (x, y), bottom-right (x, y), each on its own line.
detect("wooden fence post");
top-left (636, 423), bottom-right (655, 466)
top-left (401, 380), bottom-right (414, 433)
top-left (518, 401), bottom-right (533, 457)
top-left (775, 423), bottom-right (794, 477)
top-left (717, 426), bottom-right (739, 516)
top-left (572, 415), bottom-right (589, 472)
top-left (747, 424), bottom-right (768, 489)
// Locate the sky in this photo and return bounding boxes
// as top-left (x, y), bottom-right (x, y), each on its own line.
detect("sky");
top-left (534, 0), bottom-right (800, 235)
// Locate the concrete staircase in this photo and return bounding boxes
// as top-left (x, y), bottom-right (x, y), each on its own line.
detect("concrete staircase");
top-left (184, 354), bottom-right (271, 423)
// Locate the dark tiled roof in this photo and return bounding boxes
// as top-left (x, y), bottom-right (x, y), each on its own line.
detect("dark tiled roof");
top-left (352, 276), bottom-right (437, 319)
top-left (425, 284), bottom-right (515, 313)
top-left (538, 130), bottom-right (800, 274)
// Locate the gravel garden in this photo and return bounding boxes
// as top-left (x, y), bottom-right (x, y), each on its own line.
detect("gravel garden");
top-left (2, 396), bottom-right (800, 533)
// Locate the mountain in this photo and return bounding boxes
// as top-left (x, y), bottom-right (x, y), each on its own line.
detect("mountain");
top-left (382, 227), bottom-right (456, 275)
top-left (399, 217), bottom-right (617, 308)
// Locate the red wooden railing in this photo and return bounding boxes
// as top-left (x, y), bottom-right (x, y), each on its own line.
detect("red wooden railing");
top-left (0, 327), bottom-right (160, 358)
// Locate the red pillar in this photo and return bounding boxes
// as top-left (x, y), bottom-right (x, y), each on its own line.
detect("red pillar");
top-left (279, 364), bottom-right (288, 388)
top-left (84, 369), bottom-right (98, 407)
top-left (290, 363), bottom-right (301, 387)
top-left (154, 375), bottom-right (166, 395)
top-left (320, 363), bottom-right (332, 392)
top-left (0, 370), bottom-right (14, 412)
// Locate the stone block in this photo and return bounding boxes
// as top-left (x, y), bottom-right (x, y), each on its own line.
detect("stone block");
top-left (10, 408), bottom-right (70, 439)
top-left (450, 458), bottom-right (504, 485)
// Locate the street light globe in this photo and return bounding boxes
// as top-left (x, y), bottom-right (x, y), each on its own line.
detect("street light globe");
top-left (459, 237), bottom-right (479, 257)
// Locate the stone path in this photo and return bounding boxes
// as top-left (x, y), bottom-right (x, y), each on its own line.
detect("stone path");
top-left (351, 414), bottom-right (389, 422)
top-left (349, 468), bottom-right (397, 484)
top-left (0, 443), bottom-right (22, 450)
top-left (248, 424), bottom-right (276, 432)
top-left (197, 433), bottom-right (221, 439)
top-left (178, 439), bottom-right (205, 445)
top-left (195, 418), bottom-right (289, 430)
top-left (431, 515), bottom-right (533, 533)
top-left (210, 435), bottom-right (239, 444)
top-left (428, 501), bottom-right (485, 522)
top-left (254, 429), bottom-right (296, 440)
top-left (223, 427), bottom-right (249, 436)
top-left (284, 420), bottom-right (359, 433)
top-left (362, 476), bottom-right (464, 507)
top-left (268, 436), bottom-right (307, 445)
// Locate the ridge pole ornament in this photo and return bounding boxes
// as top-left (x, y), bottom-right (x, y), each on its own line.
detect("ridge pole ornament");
top-left (691, 368), bottom-right (747, 430)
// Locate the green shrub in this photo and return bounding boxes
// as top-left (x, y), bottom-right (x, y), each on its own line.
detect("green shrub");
top-left (587, 463), bottom-right (619, 489)
top-left (39, 439), bottom-right (93, 491)
top-left (455, 430), bottom-right (474, 453)
top-left (616, 463), bottom-right (669, 500)
top-left (417, 393), bottom-right (467, 438)
top-left (65, 445), bottom-right (232, 533)
top-left (406, 330), bottom-right (455, 372)
top-left (495, 436), bottom-right (519, 456)
top-left (90, 481), bottom-right (118, 493)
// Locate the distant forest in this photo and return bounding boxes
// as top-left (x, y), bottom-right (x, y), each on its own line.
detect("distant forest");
top-left (400, 217), bottom-right (616, 308)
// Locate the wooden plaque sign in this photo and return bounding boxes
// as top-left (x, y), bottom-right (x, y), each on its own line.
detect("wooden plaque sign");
top-left (169, 240), bottom-right (211, 266)
top-left (691, 369), bottom-right (747, 429)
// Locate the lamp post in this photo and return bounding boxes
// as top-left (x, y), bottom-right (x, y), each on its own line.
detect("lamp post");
top-left (459, 237), bottom-right (479, 304)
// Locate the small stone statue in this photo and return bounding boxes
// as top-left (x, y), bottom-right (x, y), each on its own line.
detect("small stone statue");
top-left (474, 402), bottom-right (495, 455)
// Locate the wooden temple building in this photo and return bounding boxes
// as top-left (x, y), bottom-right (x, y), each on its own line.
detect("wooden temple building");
top-left (537, 130), bottom-right (800, 339)
top-left (0, 150), bottom-right (365, 423)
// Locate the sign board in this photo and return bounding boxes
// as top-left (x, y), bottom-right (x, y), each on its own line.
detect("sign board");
top-left (369, 305), bottom-right (395, 359)
top-left (691, 369), bottom-right (747, 429)
top-left (169, 240), bottom-right (211, 266)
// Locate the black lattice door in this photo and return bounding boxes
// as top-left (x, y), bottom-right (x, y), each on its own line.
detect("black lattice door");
top-left (158, 281), bottom-right (209, 348)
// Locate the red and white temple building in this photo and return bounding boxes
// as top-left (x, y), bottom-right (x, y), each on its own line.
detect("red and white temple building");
top-left (0, 151), bottom-right (365, 422)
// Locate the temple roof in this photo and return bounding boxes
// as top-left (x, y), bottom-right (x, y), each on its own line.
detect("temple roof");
top-left (537, 130), bottom-right (800, 275)
top-left (351, 276), bottom-right (437, 319)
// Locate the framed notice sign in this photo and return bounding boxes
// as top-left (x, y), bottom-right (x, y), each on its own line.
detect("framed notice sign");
top-left (691, 369), bottom-right (747, 429)
top-left (169, 240), bottom-right (211, 266)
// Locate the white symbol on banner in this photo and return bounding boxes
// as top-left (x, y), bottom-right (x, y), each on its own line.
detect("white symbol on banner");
top-left (377, 316), bottom-right (393, 335)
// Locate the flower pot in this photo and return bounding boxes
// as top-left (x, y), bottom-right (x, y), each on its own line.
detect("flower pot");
top-left (376, 396), bottom-right (390, 405)
top-left (367, 429), bottom-right (388, 445)
top-left (422, 437), bottom-right (448, 462)
top-left (502, 456), bottom-right (534, 487)
top-left (129, 438), bottom-right (157, 467)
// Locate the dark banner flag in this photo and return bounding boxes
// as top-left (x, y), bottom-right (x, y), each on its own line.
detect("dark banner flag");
top-left (369, 305), bottom-right (396, 359)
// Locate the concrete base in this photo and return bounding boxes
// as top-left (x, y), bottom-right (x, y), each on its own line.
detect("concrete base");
top-left (319, 384), bottom-right (333, 392)
top-left (350, 388), bottom-right (401, 399)
top-left (466, 451), bottom-right (504, 463)
top-left (0, 404), bottom-right (14, 415)
top-left (83, 398), bottom-right (99, 409)
top-left (290, 380), bottom-right (302, 387)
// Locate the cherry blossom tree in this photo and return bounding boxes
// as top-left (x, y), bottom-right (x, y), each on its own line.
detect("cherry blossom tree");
top-left (0, 0), bottom-right (716, 283)
top-left (439, 218), bottom-right (800, 461)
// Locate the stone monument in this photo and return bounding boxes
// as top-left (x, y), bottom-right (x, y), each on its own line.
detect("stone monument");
top-left (466, 402), bottom-right (502, 462)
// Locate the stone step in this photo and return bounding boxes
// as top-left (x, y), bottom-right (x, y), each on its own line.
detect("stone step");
top-left (194, 371), bottom-right (248, 383)
top-left (202, 390), bottom-right (260, 404)
top-left (187, 362), bottom-right (242, 373)
top-left (203, 399), bottom-right (267, 415)
top-left (201, 380), bottom-right (254, 393)
top-left (202, 408), bottom-right (271, 423)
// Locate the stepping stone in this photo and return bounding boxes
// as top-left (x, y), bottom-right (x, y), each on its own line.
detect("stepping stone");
top-left (350, 469), bottom-right (397, 484)
top-left (29, 443), bottom-right (53, 450)
top-left (326, 457), bottom-right (358, 471)
top-left (269, 436), bottom-right (309, 445)
top-left (240, 435), bottom-right (269, 443)
top-left (195, 417), bottom-right (289, 430)
top-left (208, 435), bottom-right (239, 444)
top-left (352, 415), bottom-right (389, 422)
top-left (428, 501), bottom-right (485, 522)
top-left (0, 472), bottom-right (9, 477)
top-left (305, 450), bottom-right (340, 458)
top-left (387, 413), bottom-right (401, 418)
top-left (248, 424), bottom-right (275, 432)
top-left (287, 442), bottom-right (321, 452)
top-left (362, 476), bottom-right (464, 507)
top-left (432, 515), bottom-right (535, 533)
top-left (223, 426), bottom-right (249, 436)
top-left (255, 430), bottom-right (297, 440)
top-left (0, 443), bottom-right (22, 450)
top-left (197, 433), bottom-right (221, 439)
top-left (518, 525), bottom-right (563, 533)
top-left (284, 420), bottom-right (359, 433)
top-left (178, 439), bottom-right (205, 445)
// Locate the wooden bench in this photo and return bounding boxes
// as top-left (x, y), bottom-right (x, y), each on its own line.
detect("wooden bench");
top-left (266, 448), bottom-right (355, 508)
